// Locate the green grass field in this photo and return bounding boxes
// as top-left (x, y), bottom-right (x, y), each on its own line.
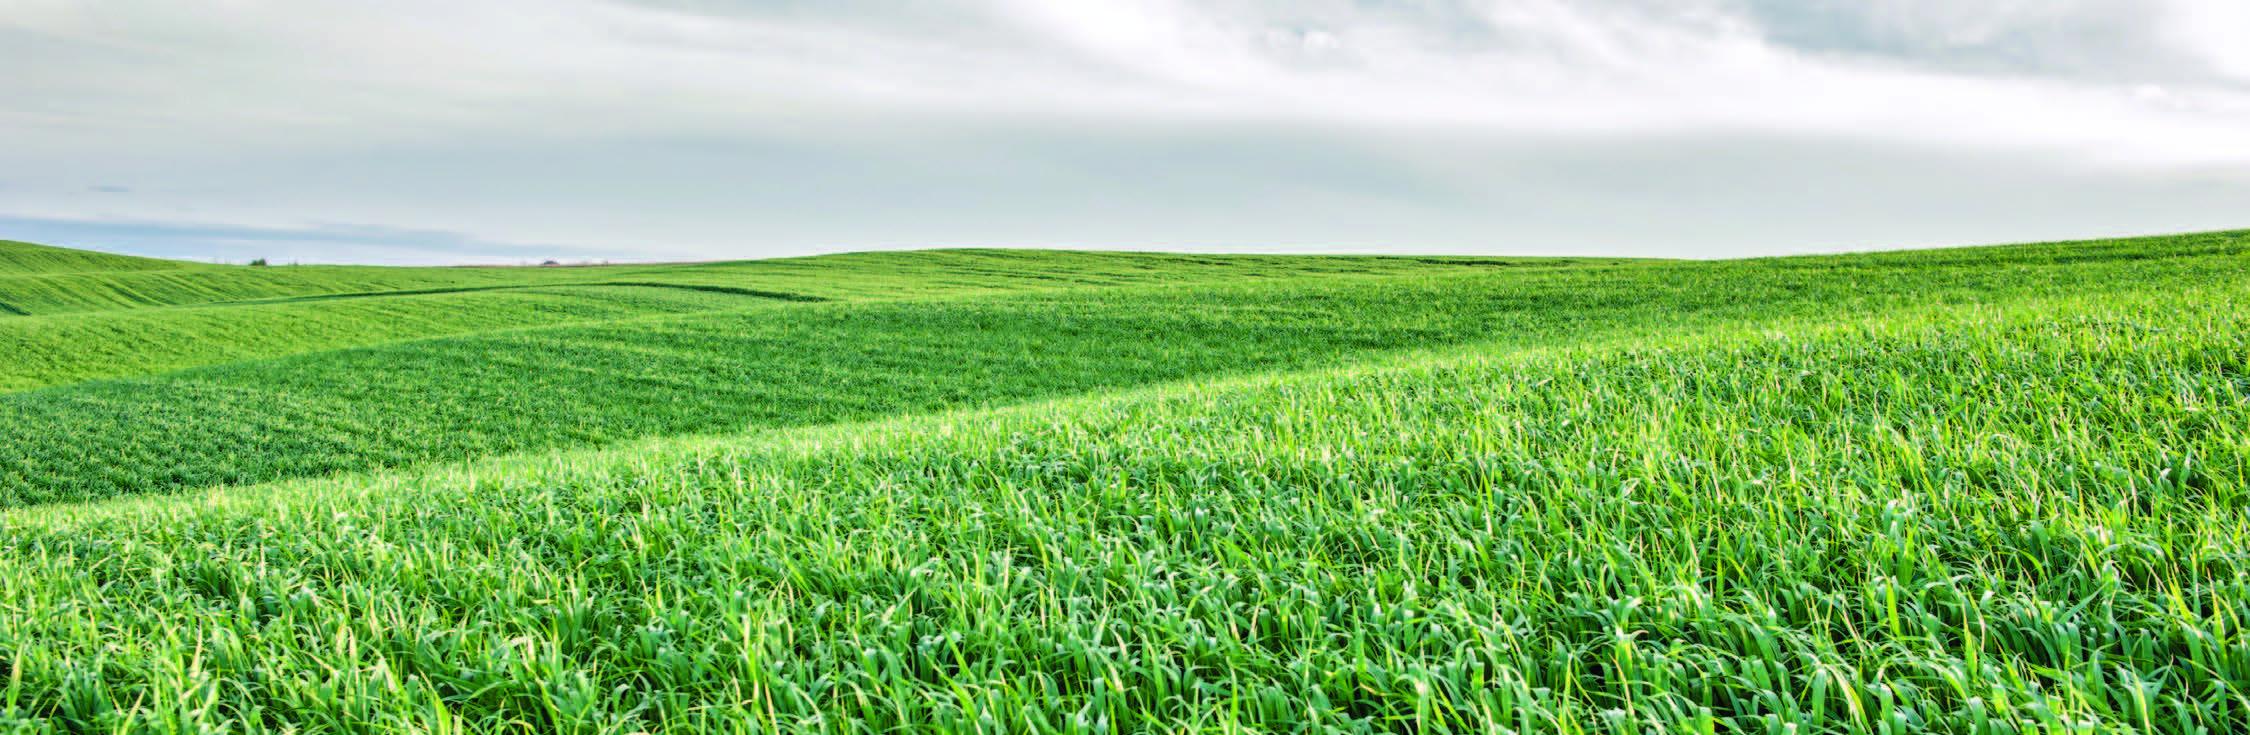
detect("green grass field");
top-left (1, 232), bottom-right (2246, 733)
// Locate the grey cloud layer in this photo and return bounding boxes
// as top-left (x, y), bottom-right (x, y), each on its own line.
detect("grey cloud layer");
top-left (1, 0), bottom-right (2244, 262)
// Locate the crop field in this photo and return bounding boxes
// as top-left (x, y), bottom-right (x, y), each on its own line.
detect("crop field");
top-left (1, 232), bottom-right (2247, 733)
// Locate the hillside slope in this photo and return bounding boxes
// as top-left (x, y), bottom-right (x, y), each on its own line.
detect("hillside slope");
top-left (0, 284), bottom-right (785, 391)
top-left (2, 266), bottom-right (2243, 732)
top-left (0, 231), bottom-right (2245, 732)
top-left (0, 244), bottom-right (1609, 387)
top-left (0, 239), bottom-right (184, 275)
top-left (0, 243), bottom-right (1601, 316)
top-left (2, 231), bottom-right (2243, 506)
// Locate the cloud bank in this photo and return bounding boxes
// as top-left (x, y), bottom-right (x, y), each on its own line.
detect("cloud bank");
top-left (3, 0), bottom-right (2246, 262)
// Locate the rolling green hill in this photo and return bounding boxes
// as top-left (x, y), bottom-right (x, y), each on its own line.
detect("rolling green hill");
top-left (0, 246), bottom-right (1596, 316)
top-left (0, 232), bottom-right (2246, 733)
top-left (0, 284), bottom-right (779, 391)
top-left (0, 239), bottom-right (187, 275)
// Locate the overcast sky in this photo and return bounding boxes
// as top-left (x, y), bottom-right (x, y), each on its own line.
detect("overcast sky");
top-left (4, 0), bottom-right (2247, 264)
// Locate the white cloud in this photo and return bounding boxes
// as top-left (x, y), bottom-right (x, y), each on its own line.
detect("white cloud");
top-left (0, 0), bottom-right (2245, 260)
top-left (2164, 1), bottom-right (2250, 80)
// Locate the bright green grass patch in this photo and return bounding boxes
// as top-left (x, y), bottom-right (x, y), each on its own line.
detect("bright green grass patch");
top-left (615, 249), bottom-right (1606, 302)
top-left (1, 233), bottom-right (2243, 507)
top-left (0, 231), bottom-right (2246, 732)
top-left (0, 240), bottom-right (183, 276)
top-left (0, 247), bottom-right (1592, 383)
top-left (0, 271), bottom-right (1611, 505)
top-left (0, 265), bottom-right (589, 316)
top-left (1, 283), bottom-right (2242, 733)
top-left (0, 284), bottom-right (786, 391)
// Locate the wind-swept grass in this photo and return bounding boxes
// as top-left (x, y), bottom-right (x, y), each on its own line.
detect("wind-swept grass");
top-left (0, 230), bottom-right (2245, 732)
top-left (1, 277), bottom-right (2243, 733)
